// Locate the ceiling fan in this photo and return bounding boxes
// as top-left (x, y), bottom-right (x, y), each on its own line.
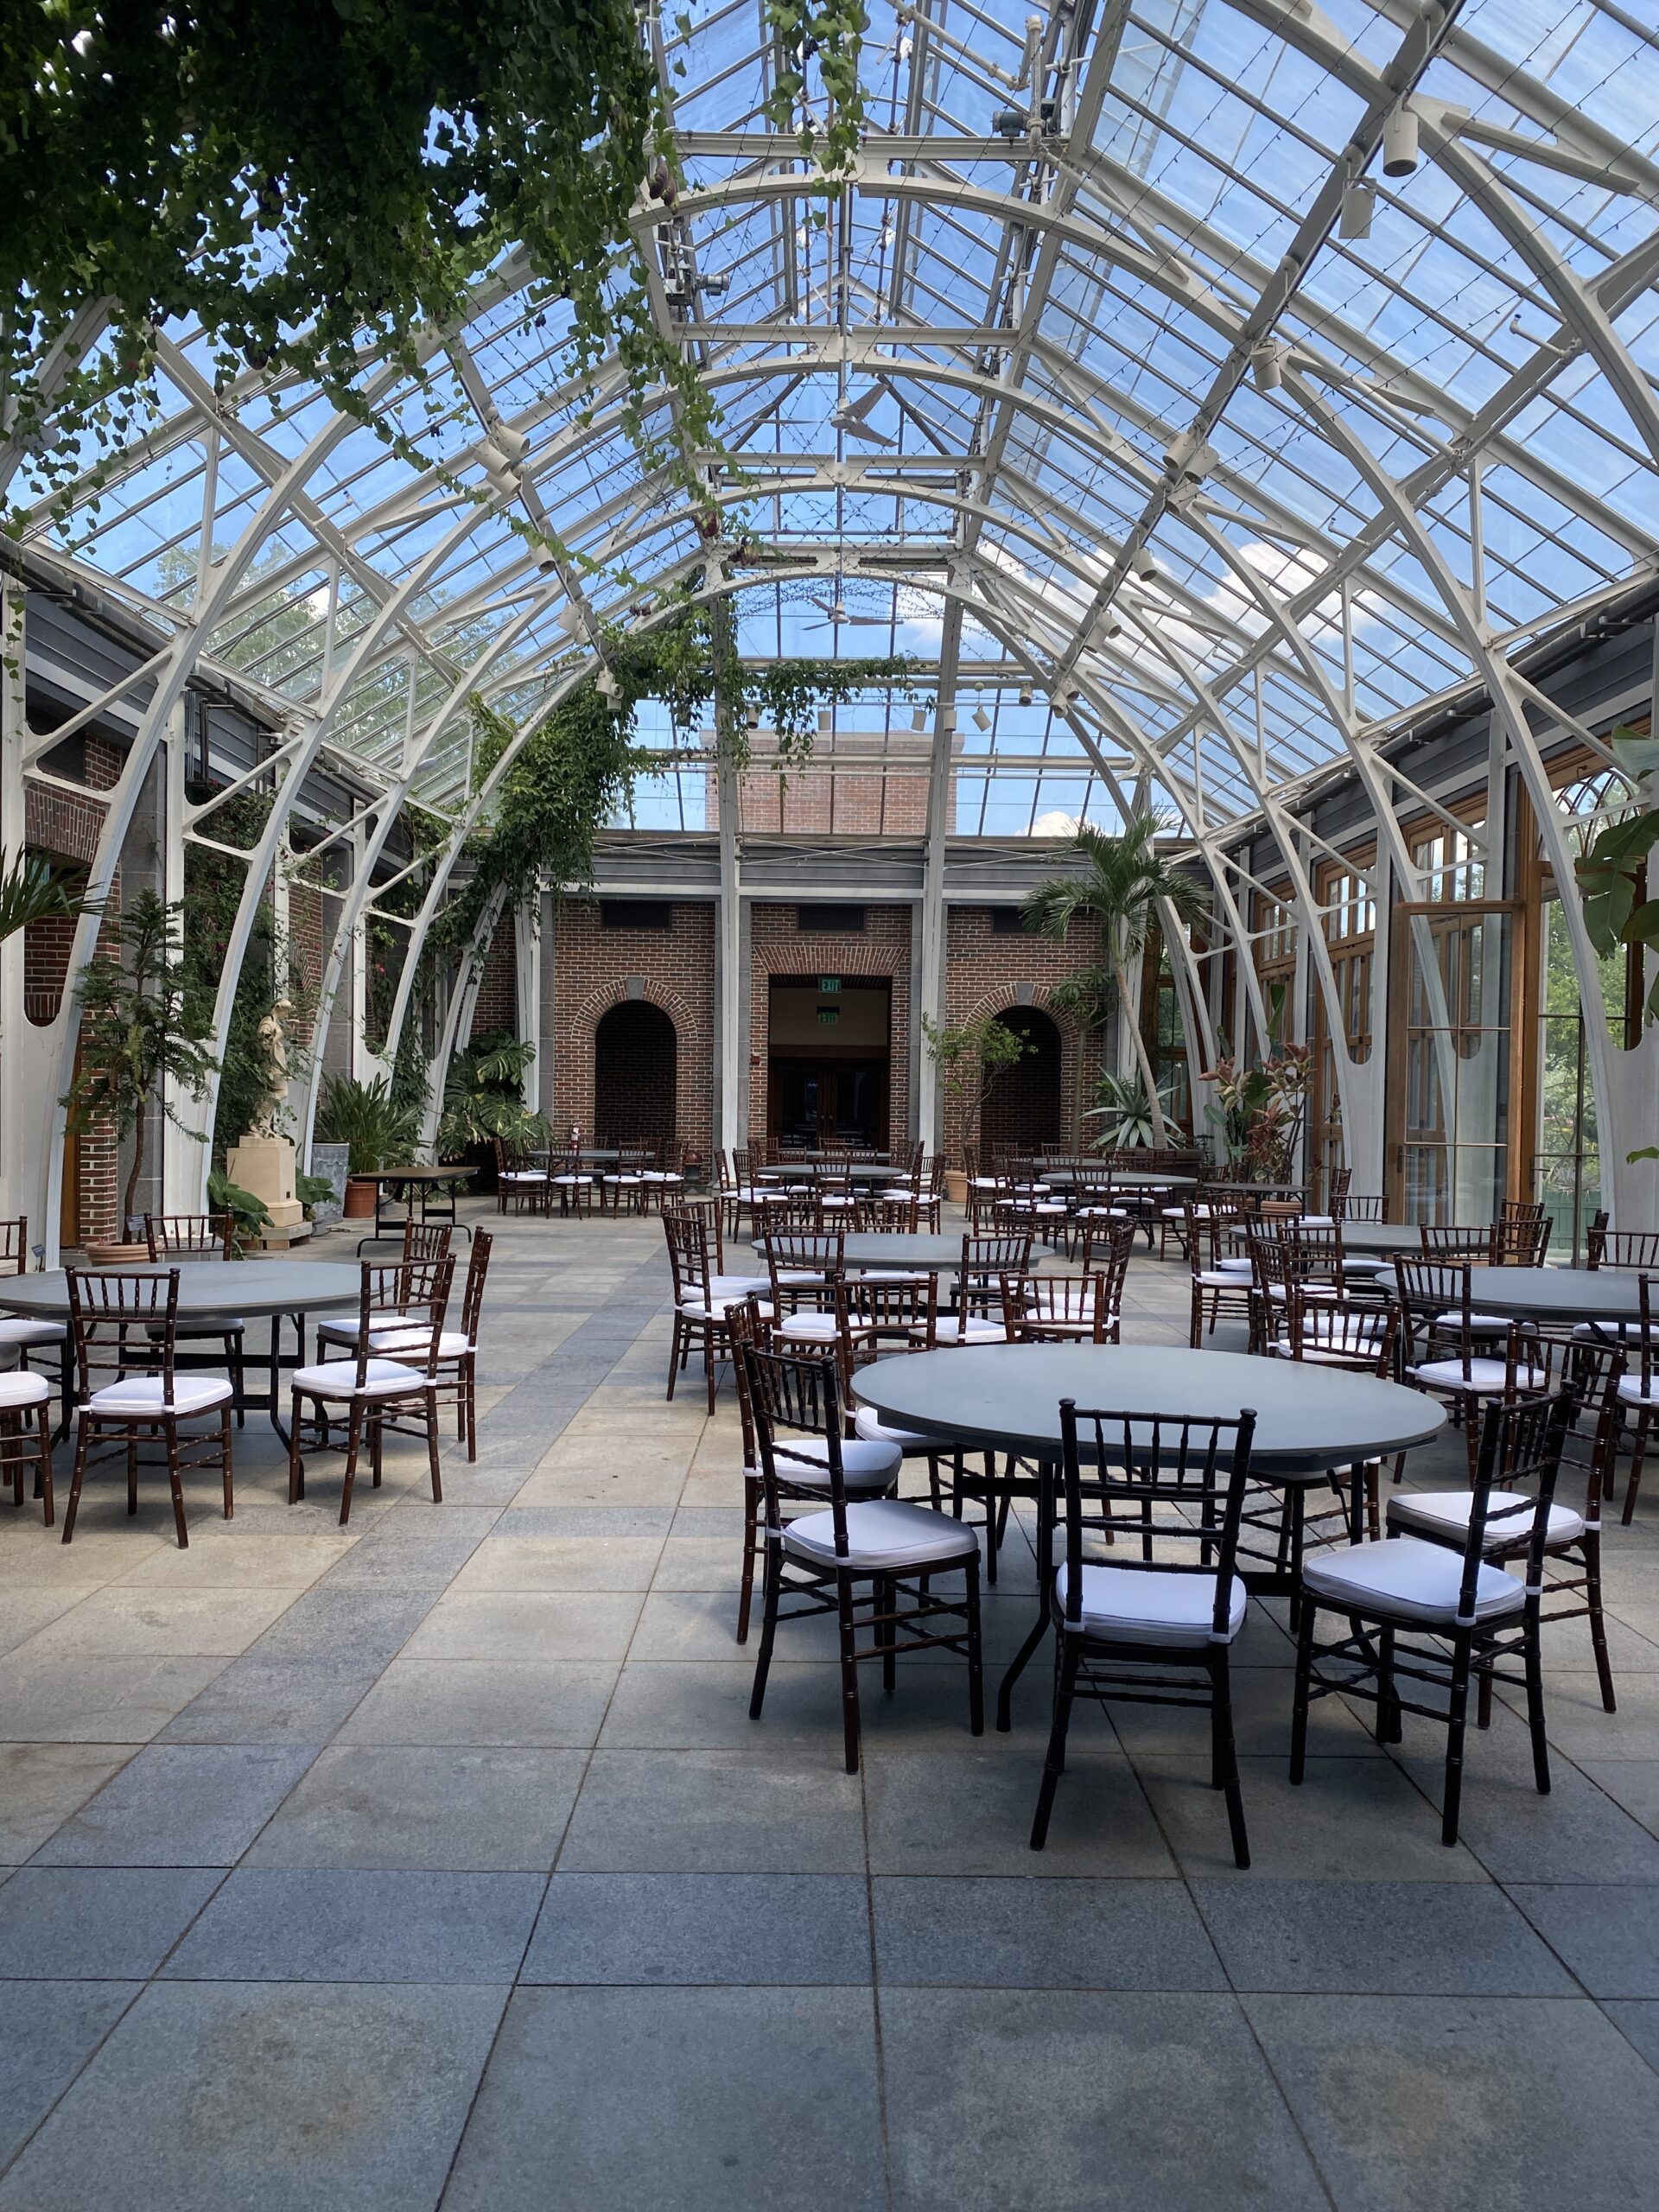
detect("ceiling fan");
top-left (806, 592), bottom-right (894, 630)
top-left (829, 381), bottom-right (895, 447)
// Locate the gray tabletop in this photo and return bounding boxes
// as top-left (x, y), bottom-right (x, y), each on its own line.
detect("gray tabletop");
top-left (755, 1162), bottom-right (910, 1183)
top-left (854, 1343), bottom-right (1445, 1472)
top-left (363, 1165), bottom-right (473, 1185)
top-left (752, 1232), bottom-right (963, 1271)
top-left (1037, 1169), bottom-right (1196, 1192)
top-left (1205, 1179), bottom-right (1308, 1198)
top-left (1455, 1268), bottom-right (1646, 1324)
top-left (0, 1262), bottom-right (364, 1321)
top-left (1224, 1221), bottom-right (1483, 1259)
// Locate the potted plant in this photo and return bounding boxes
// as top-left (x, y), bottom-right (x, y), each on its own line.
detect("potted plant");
top-left (436, 1032), bottom-right (551, 1184)
top-left (1022, 813), bottom-right (1208, 1152)
top-left (62, 891), bottom-right (219, 1261)
top-left (921, 1012), bottom-right (1032, 1197)
top-left (315, 1073), bottom-right (418, 1217)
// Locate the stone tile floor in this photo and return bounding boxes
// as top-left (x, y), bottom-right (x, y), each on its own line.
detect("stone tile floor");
top-left (0, 1205), bottom-right (1655, 2207)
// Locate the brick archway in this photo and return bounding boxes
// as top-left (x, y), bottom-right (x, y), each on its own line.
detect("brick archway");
top-left (949, 983), bottom-right (1087, 1160)
top-left (566, 979), bottom-right (702, 1153)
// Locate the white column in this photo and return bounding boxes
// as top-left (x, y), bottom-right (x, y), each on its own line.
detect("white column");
top-left (715, 750), bottom-right (744, 1152)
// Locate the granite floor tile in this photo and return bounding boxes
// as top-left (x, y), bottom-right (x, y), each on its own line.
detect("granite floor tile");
top-left (0, 1656), bottom-right (232, 1744)
top-left (442, 1986), bottom-right (884, 2212)
top-left (1133, 1755), bottom-right (1488, 1880)
top-left (246, 1744), bottom-right (586, 1870)
top-left (448, 1535), bottom-right (665, 1592)
top-left (1244, 1992), bottom-right (1659, 2212)
top-left (863, 1746), bottom-right (1175, 1878)
top-left (0, 1981), bottom-right (139, 2168)
top-left (31, 1744), bottom-right (313, 1868)
top-left (0, 1980), bottom-right (508, 2212)
top-left (162, 1868), bottom-right (543, 1983)
top-left (1193, 1878), bottom-right (1576, 1994)
top-left (0, 1867), bottom-right (221, 1980)
top-left (338, 1658), bottom-right (619, 1748)
top-left (0, 1746), bottom-right (136, 1863)
top-left (873, 1876), bottom-right (1226, 1990)
top-left (401, 1589), bottom-right (643, 1663)
top-left (12, 1586), bottom-right (296, 1660)
top-left (880, 1987), bottom-right (1327, 2212)
top-left (1506, 1883), bottom-right (1659, 1999)
top-left (522, 1872), bottom-right (871, 1986)
top-left (557, 1750), bottom-right (866, 1873)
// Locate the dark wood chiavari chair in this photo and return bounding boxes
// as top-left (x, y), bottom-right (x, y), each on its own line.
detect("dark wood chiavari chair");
top-left (663, 1205), bottom-right (772, 1410)
top-left (493, 1136), bottom-right (545, 1214)
top-left (0, 1214), bottom-right (73, 1436)
top-left (1612, 1275), bottom-right (1657, 1524)
top-left (64, 1267), bottom-right (234, 1548)
top-left (290, 1255), bottom-right (454, 1523)
top-left (1186, 1205), bottom-right (1254, 1345)
top-left (1035, 1399), bottom-right (1258, 1864)
top-left (1395, 1256), bottom-right (1554, 1480)
top-left (741, 1336), bottom-right (982, 1770)
top-left (1294, 1393), bottom-right (1573, 1847)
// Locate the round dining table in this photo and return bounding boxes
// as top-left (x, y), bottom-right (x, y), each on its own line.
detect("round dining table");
top-left (756, 1161), bottom-right (911, 1185)
top-left (1456, 1267), bottom-right (1647, 1328)
top-left (752, 1232), bottom-right (963, 1271)
top-left (0, 1261), bottom-right (362, 1442)
top-left (854, 1341), bottom-right (1446, 1724)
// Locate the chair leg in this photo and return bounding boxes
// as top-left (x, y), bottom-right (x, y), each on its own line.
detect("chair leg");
top-left (1622, 1409), bottom-right (1650, 1525)
top-left (1211, 1655), bottom-right (1249, 1870)
top-left (1288, 1599), bottom-right (1317, 1783)
top-left (339, 1405), bottom-right (365, 1526)
top-left (1441, 1631), bottom-right (1472, 1847)
top-left (425, 1388), bottom-right (443, 1504)
top-left (164, 1417), bottom-right (188, 1549)
top-left (61, 1415), bottom-right (89, 1545)
top-left (963, 1554), bottom-right (983, 1737)
top-left (1522, 1611), bottom-right (1551, 1797)
top-left (219, 1408), bottom-right (233, 1521)
top-left (836, 1570), bottom-right (862, 1774)
top-left (1584, 1534), bottom-right (1617, 1713)
top-left (465, 1356), bottom-right (478, 1461)
top-left (1030, 1640), bottom-right (1080, 1850)
top-left (748, 1540), bottom-right (782, 1719)
top-left (666, 1314), bottom-right (683, 1402)
top-left (288, 1394), bottom-right (306, 1502)
top-left (36, 1404), bottom-right (54, 1528)
top-left (1376, 1623), bottom-right (1402, 1745)
top-left (735, 1475), bottom-right (760, 1645)
top-left (126, 1431), bottom-right (138, 1516)
top-left (226, 1331), bottom-right (245, 1428)
top-left (876, 1574), bottom-right (896, 1694)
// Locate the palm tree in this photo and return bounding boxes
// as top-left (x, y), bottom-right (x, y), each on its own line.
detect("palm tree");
top-left (0, 848), bottom-right (98, 944)
top-left (1022, 813), bottom-right (1206, 1151)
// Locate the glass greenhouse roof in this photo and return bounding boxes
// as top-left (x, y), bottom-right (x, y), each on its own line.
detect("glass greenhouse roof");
top-left (12, 0), bottom-right (1659, 852)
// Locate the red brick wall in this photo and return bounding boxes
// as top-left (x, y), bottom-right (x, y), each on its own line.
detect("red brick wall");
top-left (725, 737), bottom-right (942, 836)
top-left (286, 881), bottom-right (324, 1050)
top-left (550, 900), bottom-right (715, 1165)
top-left (470, 918), bottom-right (518, 1037)
top-left (750, 904), bottom-right (912, 1147)
top-left (593, 1001), bottom-right (677, 1154)
top-left (939, 907), bottom-right (1105, 1160)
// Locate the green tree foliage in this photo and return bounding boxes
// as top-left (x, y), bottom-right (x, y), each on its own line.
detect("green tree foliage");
top-left (1573, 726), bottom-right (1659, 1030)
top-left (0, 847), bottom-right (99, 943)
top-left (0, 1), bottom-right (699, 512)
top-left (1021, 814), bottom-right (1207, 1151)
top-left (437, 1031), bottom-right (550, 1160)
top-left (921, 1011), bottom-right (1030, 1156)
top-left (63, 891), bottom-right (219, 1228)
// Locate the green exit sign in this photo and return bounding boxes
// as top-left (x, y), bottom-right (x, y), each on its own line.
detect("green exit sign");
top-left (817, 1007), bottom-right (840, 1027)
top-left (818, 975), bottom-right (841, 992)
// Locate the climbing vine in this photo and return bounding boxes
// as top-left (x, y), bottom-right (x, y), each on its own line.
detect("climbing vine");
top-left (761, 0), bottom-right (869, 175)
top-left (0, 2), bottom-right (720, 523)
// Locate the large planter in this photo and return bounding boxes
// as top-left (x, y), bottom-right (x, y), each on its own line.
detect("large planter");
top-left (943, 1170), bottom-right (969, 1206)
top-left (308, 1142), bottom-right (350, 1226)
top-left (83, 1241), bottom-right (150, 1266)
top-left (343, 1175), bottom-right (378, 1220)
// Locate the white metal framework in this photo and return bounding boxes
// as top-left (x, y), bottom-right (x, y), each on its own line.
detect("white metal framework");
top-left (2, 0), bottom-right (1657, 1246)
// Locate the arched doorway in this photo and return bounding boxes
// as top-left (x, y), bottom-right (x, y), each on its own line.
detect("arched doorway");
top-left (979, 1007), bottom-right (1063, 1157)
top-left (594, 1000), bottom-right (677, 1154)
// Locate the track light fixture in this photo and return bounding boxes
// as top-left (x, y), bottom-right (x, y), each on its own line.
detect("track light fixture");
top-left (1338, 177), bottom-right (1376, 239)
top-left (1017, 683), bottom-right (1033, 706)
top-left (1130, 549), bottom-right (1158, 582)
top-left (1250, 342), bottom-right (1286, 393)
top-left (973, 706), bottom-right (992, 732)
top-left (595, 666), bottom-right (620, 701)
top-left (1382, 102), bottom-right (1420, 177)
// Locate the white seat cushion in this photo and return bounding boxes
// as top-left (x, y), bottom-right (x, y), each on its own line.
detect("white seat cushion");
top-left (1077, 1207), bottom-right (1128, 1222)
top-left (1434, 1310), bottom-right (1512, 1332)
top-left (1054, 1561), bottom-right (1247, 1646)
top-left (1617, 1374), bottom-right (1659, 1409)
top-left (1387, 1490), bottom-right (1586, 1548)
top-left (1409, 1357), bottom-right (1547, 1394)
top-left (1195, 1270), bottom-right (1252, 1291)
top-left (1213, 1257), bottom-right (1254, 1275)
top-left (783, 1497), bottom-right (978, 1572)
top-left (168, 1317), bottom-right (247, 1338)
top-left (292, 1357), bottom-right (429, 1401)
top-left (0, 1371), bottom-right (50, 1408)
top-left (0, 1317), bottom-right (68, 1348)
top-left (1301, 1535), bottom-right (1526, 1625)
top-left (88, 1374), bottom-right (233, 1417)
top-left (551, 1173), bottom-right (594, 1185)
top-left (317, 1320), bottom-right (474, 1360)
top-left (746, 1434), bottom-right (900, 1491)
top-left (709, 1274), bottom-right (772, 1299)
top-left (854, 1404), bottom-right (937, 1453)
top-left (500, 1170), bottom-right (544, 1184)
top-left (1300, 1215), bottom-right (1337, 1229)
top-left (931, 1316), bottom-right (1010, 1345)
top-left (1269, 1339), bottom-right (1383, 1368)
top-left (775, 1313), bottom-right (841, 1344)
top-left (679, 1297), bottom-right (774, 1323)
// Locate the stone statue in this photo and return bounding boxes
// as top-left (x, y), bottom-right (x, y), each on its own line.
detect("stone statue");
top-left (251, 997), bottom-right (292, 1136)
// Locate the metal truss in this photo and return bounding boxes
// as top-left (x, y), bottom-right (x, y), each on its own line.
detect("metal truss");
top-left (3, 0), bottom-right (1658, 1242)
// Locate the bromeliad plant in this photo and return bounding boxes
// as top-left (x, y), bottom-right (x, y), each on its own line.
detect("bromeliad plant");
top-left (315, 1073), bottom-right (420, 1175)
top-left (1084, 1070), bottom-right (1182, 1153)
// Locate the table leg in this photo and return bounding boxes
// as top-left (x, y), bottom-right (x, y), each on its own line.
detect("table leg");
top-left (995, 1452), bottom-right (1057, 1732)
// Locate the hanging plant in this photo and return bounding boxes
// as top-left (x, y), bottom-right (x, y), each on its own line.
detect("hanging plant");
top-left (762, 0), bottom-right (869, 175)
top-left (0, 2), bottom-right (717, 523)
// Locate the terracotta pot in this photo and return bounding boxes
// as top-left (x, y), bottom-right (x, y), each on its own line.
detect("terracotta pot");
top-left (343, 1176), bottom-right (378, 1219)
top-left (82, 1241), bottom-right (150, 1266)
top-left (943, 1170), bottom-right (969, 1206)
